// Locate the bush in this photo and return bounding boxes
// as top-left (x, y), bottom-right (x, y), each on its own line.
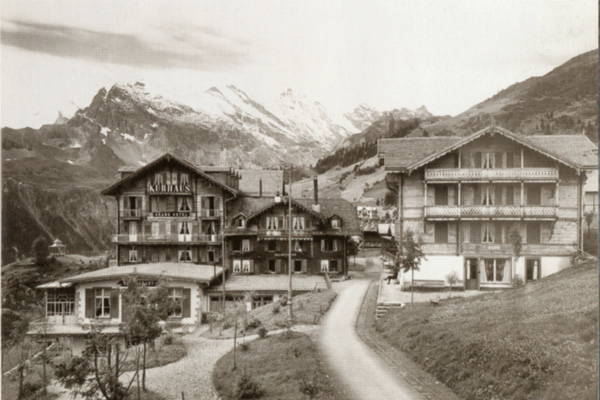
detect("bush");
top-left (513, 274), bottom-right (525, 288)
top-left (299, 373), bottom-right (321, 399)
top-left (272, 304), bottom-right (280, 314)
top-left (163, 335), bottom-right (174, 345)
top-left (235, 373), bottom-right (264, 399)
top-left (239, 342), bottom-right (249, 352)
top-left (279, 296), bottom-right (288, 307)
top-left (257, 327), bottom-right (268, 339)
top-left (21, 381), bottom-right (43, 399)
top-left (246, 318), bottom-right (261, 330)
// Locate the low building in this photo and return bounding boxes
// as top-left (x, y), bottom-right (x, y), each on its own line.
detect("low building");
top-left (49, 238), bottom-right (66, 256)
top-left (378, 125), bottom-right (597, 289)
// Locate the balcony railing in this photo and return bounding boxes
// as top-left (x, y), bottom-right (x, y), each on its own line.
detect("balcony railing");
top-left (121, 209), bottom-right (146, 218)
top-left (112, 233), bottom-right (222, 244)
top-left (198, 209), bottom-right (222, 218)
top-left (120, 210), bottom-right (223, 219)
top-left (425, 168), bottom-right (559, 181)
top-left (424, 205), bottom-right (557, 219)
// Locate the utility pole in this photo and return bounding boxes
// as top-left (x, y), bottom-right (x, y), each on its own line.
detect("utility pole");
top-left (221, 200), bottom-right (226, 311)
top-left (287, 166), bottom-right (293, 326)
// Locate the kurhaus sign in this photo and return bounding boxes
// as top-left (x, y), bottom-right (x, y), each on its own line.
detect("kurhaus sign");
top-left (148, 184), bottom-right (192, 193)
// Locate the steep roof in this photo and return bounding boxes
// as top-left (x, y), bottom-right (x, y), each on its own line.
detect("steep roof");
top-left (53, 263), bottom-right (222, 285)
top-left (102, 153), bottom-right (238, 196)
top-left (227, 196), bottom-right (362, 236)
top-left (379, 126), bottom-right (597, 173)
top-left (237, 169), bottom-right (283, 196)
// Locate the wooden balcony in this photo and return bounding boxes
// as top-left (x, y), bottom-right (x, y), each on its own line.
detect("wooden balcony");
top-left (424, 205), bottom-right (557, 220)
top-left (425, 168), bottom-right (559, 182)
top-left (112, 233), bottom-right (222, 244)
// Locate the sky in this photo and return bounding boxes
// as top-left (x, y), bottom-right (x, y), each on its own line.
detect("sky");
top-left (1, 0), bottom-right (597, 129)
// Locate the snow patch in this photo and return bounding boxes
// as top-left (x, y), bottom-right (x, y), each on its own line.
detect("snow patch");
top-left (151, 122), bottom-right (158, 128)
top-left (102, 138), bottom-right (106, 145)
top-left (69, 141), bottom-right (82, 149)
top-left (67, 160), bottom-right (74, 165)
top-left (121, 133), bottom-right (137, 142)
top-left (147, 107), bottom-right (156, 115)
top-left (143, 133), bottom-right (152, 140)
top-left (100, 127), bottom-right (111, 137)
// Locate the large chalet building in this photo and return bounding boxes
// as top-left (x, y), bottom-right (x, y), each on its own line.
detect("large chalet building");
top-left (32, 153), bottom-right (361, 345)
top-left (378, 125), bottom-right (597, 289)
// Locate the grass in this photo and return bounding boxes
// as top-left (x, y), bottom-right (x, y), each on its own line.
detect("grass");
top-left (376, 258), bottom-right (598, 400)
top-left (204, 290), bottom-right (337, 339)
top-left (213, 332), bottom-right (348, 400)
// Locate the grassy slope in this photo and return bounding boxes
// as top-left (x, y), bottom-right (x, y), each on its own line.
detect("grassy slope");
top-left (377, 260), bottom-right (598, 400)
top-left (213, 332), bottom-right (348, 400)
top-left (205, 290), bottom-right (337, 339)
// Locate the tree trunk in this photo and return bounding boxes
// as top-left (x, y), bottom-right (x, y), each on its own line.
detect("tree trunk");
top-left (17, 365), bottom-right (24, 400)
top-left (136, 348), bottom-right (141, 400)
top-left (142, 341), bottom-right (147, 391)
top-left (233, 318), bottom-right (238, 371)
top-left (42, 345), bottom-right (48, 397)
top-left (411, 268), bottom-right (414, 305)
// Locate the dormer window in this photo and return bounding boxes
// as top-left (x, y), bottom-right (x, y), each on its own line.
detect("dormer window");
top-left (331, 218), bottom-right (341, 229)
top-left (237, 217), bottom-right (246, 228)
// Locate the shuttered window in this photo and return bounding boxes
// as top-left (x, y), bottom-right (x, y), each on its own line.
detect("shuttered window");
top-left (434, 222), bottom-right (448, 244)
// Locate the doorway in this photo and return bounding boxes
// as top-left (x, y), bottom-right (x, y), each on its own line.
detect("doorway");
top-left (464, 258), bottom-right (479, 290)
top-left (525, 258), bottom-right (541, 282)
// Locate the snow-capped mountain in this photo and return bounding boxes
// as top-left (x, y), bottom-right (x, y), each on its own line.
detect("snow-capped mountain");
top-left (62, 81), bottom-right (374, 168)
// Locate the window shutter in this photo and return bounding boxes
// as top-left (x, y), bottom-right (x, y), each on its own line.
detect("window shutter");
top-left (506, 186), bottom-right (514, 205)
top-left (495, 223), bottom-right (503, 243)
top-left (321, 239), bottom-right (325, 251)
top-left (506, 152), bottom-right (514, 168)
top-left (110, 290), bottom-right (119, 319)
top-left (121, 295), bottom-right (130, 323)
top-left (474, 185), bottom-right (481, 205)
top-left (85, 289), bottom-right (94, 318)
top-left (473, 152), bottom-right (482, 168)
top-left (471, 222), bottom-right (481, 244)
top-left (494, 186), bottom-right (502, 205)
top-left (302, 259), bottom-right (308, 273)
top-left (276, 259), bottom-right (281, 274)
top-left (182, 288), bottom-right (191, 318)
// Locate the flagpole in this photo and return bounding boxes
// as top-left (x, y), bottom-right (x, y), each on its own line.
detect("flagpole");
top-left (287, 166), bottom-right (293, 326)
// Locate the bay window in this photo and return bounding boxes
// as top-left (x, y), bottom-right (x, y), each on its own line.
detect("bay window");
top-left (168, 288), bottom-right (184, 317)
top-left (95, 288), bottom-right (111, 318)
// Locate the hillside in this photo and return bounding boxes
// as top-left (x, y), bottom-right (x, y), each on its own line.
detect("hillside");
top-left (377, 259), bottom-right (598, 400)
top-left (312, 49), bottom-right (598, 204)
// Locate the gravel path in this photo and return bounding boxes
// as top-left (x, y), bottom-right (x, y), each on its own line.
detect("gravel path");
top-left (50, 325), bottom-right (318, 400)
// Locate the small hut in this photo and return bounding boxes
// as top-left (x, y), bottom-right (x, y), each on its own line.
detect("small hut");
top-left (49, 238), bottom-right (66, 256)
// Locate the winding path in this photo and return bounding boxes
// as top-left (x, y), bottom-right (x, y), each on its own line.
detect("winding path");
top-left (320, 279), bottom-right (460, 400)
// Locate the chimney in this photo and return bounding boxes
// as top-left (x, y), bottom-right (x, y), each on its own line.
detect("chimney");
top-left (259, 179), bottom-right (263, 197)
top-left (281, 174), bottom-right (286, 196)
top-left (312, 176), bottom-right (320, 212)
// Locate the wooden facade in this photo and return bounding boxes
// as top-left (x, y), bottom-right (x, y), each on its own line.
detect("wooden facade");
top-left (380, 127), bottom-right (596, 289)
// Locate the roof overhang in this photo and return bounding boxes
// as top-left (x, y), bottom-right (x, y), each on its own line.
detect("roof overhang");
top-left (102, 153), bottom-right (238, 196)
top-left (247, 198), bottom-right (325, 222)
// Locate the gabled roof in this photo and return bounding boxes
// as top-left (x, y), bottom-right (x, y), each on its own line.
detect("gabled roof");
top-left (102, 153), bottom-right (238, 196)
top-left (246, 197), bottom-right (325, 222)
top-left (237, 169), bottom-right (283, 196)
top-left (227, 196), bottom-right (362, 236)
top-left (379, 126), bottom-right (598, 173)
top-left (51, 263), bottom-right (222, 285)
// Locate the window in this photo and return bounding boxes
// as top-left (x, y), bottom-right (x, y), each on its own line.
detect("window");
top-left (434, 222), bottom-right (448, 244)
top-left (293, 240), bottom-right (303, 253)
top-left (46, 289), bottom-right (75, 316)
top-left (94, 289), bottom-right (111, 318)
top-left (292, 216), bottom-right (305, 230)
top-left (329, 260), bottom-right (338, 272)
top-left (331, 218), bottom-right (340, 229)
top-left (266, 216), bottom-right (279, 230)
top-left (320, 259), bottom-right (329, 272)
top-left (268, 259), bottom-right (277, 273)
top-left (152, 222), bottom-right (160, 238)
top-left (242, 239), bottom-right (251, 251)
top-left (267, 240), bottom-right (277, 252)
top-left (527, 223), bottom-right (541, 244)
top-left (252, 295), bottom-right (273, 309)
top-left (242, 259), bottom-right (252, 273)
top-left (527, 185), bottom-right (541, 205)
top-left (178, 247), bottom-right (192, 262)
top-left (434, 185), bottom-right (448, 206)
top-left (128, 247), bottom-right (138, 263)
top-left (154, 173), bottom-right (164, 186)
top-left (236, 217), bottom-right (246, 228)
top-left (180, 173), bottom-right (190, 186)
top-left (232, 239), bottom-right (242, 251)
top-left (526, 258), bottom-right (541, 281)
top-left (321, 239), bottom-right (338, 252)
top-left (482, 259), bottom-right (510, 283)
top-left (168, 288), bottom-right (183, 317)
top-left (482, 222), bottom-right (495, 243)
top-left (208, 250), bottom-right (215, 263)
top-left (177, 197), bottom-right (192, 212)
top-left (482, 185), bottom-right (495, 206)
top-left (233, 259), bottom-right (242, 273)
top-left (294, 259), bottom-right (304, 273)
top-left (178, 221), bottom-right (191, 242)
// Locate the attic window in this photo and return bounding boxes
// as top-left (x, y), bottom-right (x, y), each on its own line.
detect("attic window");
top-left (331, 218), bottom-right (341, 229)
top-left (237, 217), bottom-right (246, 228)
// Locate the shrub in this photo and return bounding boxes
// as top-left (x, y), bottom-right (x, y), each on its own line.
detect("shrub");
top-left (239, 342), bottom-right (249, 352)
top-left (223, 321), bottom-right (232, 330)
top-left (163, 335), bottom-right (174, 345)
top-left (21, 381), bottom-right (43, 399)
top-left (279, 296), bottom-right (288, 307)
top-left (257, 327), bottom-right (268, 339)
top-left (513, 274), bottom-right (525, 288)
top-left (272, 304), bottom-right (280, 314)
top-left (246, 318), bottom-right (261, 330)
top-left (235, 372), bottom-right (264, 399)
top-left (299, 373), bottom-right (321, 399)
